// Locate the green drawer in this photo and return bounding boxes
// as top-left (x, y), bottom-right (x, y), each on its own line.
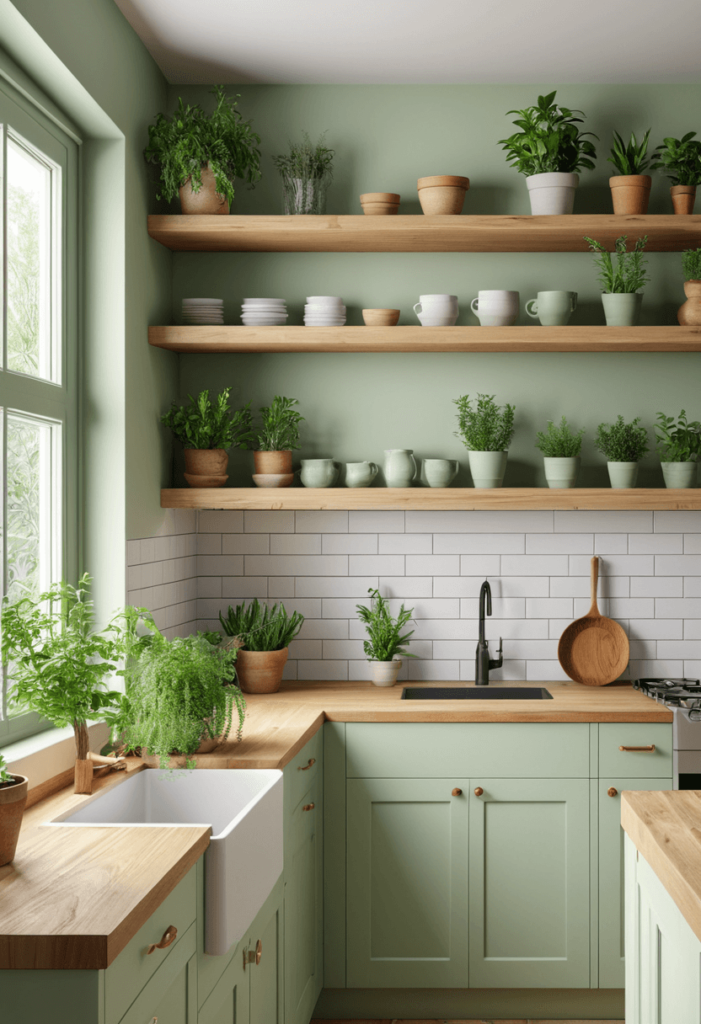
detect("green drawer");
top-left (117, 923), bottom-right (196, 1024)
top-left (598, 723), bottom-right (673, 778)
top-left (284, 728), bottom-right (323, 818)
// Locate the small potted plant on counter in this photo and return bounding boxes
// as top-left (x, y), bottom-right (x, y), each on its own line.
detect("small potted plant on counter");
top-left (144, 86), bottom-right (261, 214)
top-left (161, 387), bottom-right (253, 488)
top-left (584, 234), bottom-right (649, 326)
top-left (655, 410), bottom-right (701, 489)
top-left (535, 416), bottom-right (585, 488)
top-left (651, 132), bottom-right (701, 214)
top-left (679, 248), bottom-right (701, 326)
top-left (499, 90), bottom-right (597, 214)
top-left (0, 753), bottom-right (28, 867)
top-left (219, 599), bottom-right (304, 694)
top-left (253, 396), bottom-right (305, 487)
top-left (356, 588), bottom-right (416, 687)
top-left (454, 393), bottom-right (515, 488)
top-left (607, 129), bottom-right (652, 214)
top-left (273, 131), bottom-right (334, 214)
top-left (594, 415), bottom-right (649, 489)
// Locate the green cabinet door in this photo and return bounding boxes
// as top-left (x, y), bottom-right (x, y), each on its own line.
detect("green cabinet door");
top-left (346, 777), bottom-right (469, 988)
top-left (285, 775), bottom-right (323, 1024)
top-left (249, 890), bottom-right (284, 1024)
top-left (198, 944), bottom-right (250, 1024)
top-left (468, 778), bottom-right (590, 989)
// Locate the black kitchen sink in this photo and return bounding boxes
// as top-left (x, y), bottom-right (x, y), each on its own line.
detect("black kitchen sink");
top-left (401, 686), bottom-right (553, 700)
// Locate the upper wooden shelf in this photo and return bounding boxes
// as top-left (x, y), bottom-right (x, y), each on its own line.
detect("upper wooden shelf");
top-left (147, 214), bottom-right (701, 253)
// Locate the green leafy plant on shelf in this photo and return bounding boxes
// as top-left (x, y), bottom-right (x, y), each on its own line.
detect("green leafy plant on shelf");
top-left (454, 394), bottom-right (516, 452)
top-left (594, 416), bottom-right (650, 462)
top-left (355, 588), bottom-right (416, 663)
top-left (257, 396), bottom-right (304, 452)
top-left (535, 417), bottom-right (585, 458)
top-left (651, 132), bottom-right (701, 185)
top-left (607, 129), bottom-right (652, 175)
top-left (584, 235), bottom-right (649, 293)
top-left (498, 90), bottom-right (597, 176)
top-left (219, 599), bottom-right (304, 651)
top-left (655, 410), bottom-right (701, 463)
top-left (161, 388), bottom-right (253, 451)
top-left (682, 249), bottom-right (701, 281)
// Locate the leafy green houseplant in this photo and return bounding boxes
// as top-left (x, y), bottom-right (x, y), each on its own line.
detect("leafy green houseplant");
top-left (355, 588), bottom-right (415, 687)
top-left (219, 599), bottom-right (304, 694)
top-left (144, 86), bottom-right (261, 214)
top-left (655, 410), bottom-right (701, 489)
top-left (253, 396), bottom-right (305, 484)
top-left (651, 132), bottom-right (701, 213)
top-left (161, 388), bottom-right (253, 488)
top-left (0, 752), bottom-right (28, 867)
top-left (594, 416), bottom-right (649, 489)
top-left (273, 132), bottom-right (334, 214)
top-left (682, 249), bottom-right (701, 281)
top-left (535, 417), bottom-right (585, 489)
top-left (454, 393), bottom-right (515, 489)
top-left (607, 130), bottom-right (652, 215)
top-left (584, 235), bottom-right (649, 327)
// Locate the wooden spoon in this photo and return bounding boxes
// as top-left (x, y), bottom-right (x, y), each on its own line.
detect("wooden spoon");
top-left (558, 556), bottom-right (629, 686)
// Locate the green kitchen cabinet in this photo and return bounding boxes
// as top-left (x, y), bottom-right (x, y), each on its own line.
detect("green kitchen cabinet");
top-left (285, 773), bottom-right (323, 1024)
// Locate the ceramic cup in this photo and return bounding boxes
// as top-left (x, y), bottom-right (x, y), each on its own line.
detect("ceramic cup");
top-left (413, 294), bottom-right (458, 315)
top-left (525, 291), bottom-right (577, 326)
top-left (422, 458), bottom-right (459, 488)
top-left (384, 449), bottom-right (417, 487)
top-left (470, 290), bottom-right (519, 327)
top-left (299, 458), bottom-right (340, 488)
top-left (417, 313), bottom-right (457, 327)
top-left (345, 461), bottom-right (379, 488)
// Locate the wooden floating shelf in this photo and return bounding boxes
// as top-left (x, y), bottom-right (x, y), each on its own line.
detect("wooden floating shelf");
top-left (147, 214), bottom-right (701, 253)
top-left (161, 488), bottom-right (701, 512)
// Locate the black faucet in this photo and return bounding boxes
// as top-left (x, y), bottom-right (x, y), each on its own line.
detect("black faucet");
top-left (475, 579), bottom-right (503, 685)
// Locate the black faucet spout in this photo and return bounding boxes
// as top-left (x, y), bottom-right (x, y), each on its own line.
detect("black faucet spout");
top-left (476, 580), bottom-right (502, 685)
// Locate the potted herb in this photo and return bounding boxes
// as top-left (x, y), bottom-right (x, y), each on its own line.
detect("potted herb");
top-left (607, 129), bottom-right (652, 214)
top-left (454, 393), bottom-right (515, 488)
top-left (584, 234), bottom-right (649, 326)
top-left (273, 132), bottom-right (334, 215)
top-left (650, 132), bottom-right (701, 214)
top-left (161, 387), bottom-right (253, 488)
top-left (0, 753), bottom-right (28, 867)
top-left (254, 396), bottom-right (305, 487)
top-left (535, 416), bottom-right (585, 489)
top-left (679, 248), bottom-right (701, 326)
top-left (498, 90), bottom-right (597, 215)
top-left (655, 410), bottom-right (701, 489)
top-left (594, 416), bottom-right (649, 489)
top-left (219, 599), bottom-right (304, 694)
top-left (355, 588), bottom-right (416, 687)
top-left (144, 86), bottom-right (261, 215)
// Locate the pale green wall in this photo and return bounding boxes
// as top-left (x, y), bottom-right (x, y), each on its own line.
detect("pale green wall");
top-left (168, 84), bottom-right (701, 488)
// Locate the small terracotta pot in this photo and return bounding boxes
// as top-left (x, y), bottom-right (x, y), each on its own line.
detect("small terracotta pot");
top-left (0, 774), bottom-right (28, 866)
top-left (417, 175), bottom-right (470, 215)
top-left (609, 174), bottom-right (651, 215)
top-left (236, 648), bottom-right (289, 694)
top-left (184, 449), bottom-right (229, 488)
top-left (671, 184), bottom-right (696, 214)
top-left (179, 165), bottom-right (230, 215)
top-left (252, 473), bottom-right (295, 488)
top-left (360, 192), bottom-right (400, 215)
top-left (254, 451), bottom-right (293, 475)
top-left (678, 280), bottom-right (701, 325)
top-left (362, 308), bottom-right (401, 326)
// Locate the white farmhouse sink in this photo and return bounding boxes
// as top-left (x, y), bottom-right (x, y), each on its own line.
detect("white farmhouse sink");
top-left (47, 768), bottom-right (283, 956)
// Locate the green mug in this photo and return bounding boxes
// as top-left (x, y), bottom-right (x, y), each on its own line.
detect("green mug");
top-left (525, 290), bottom-right (577, 326)
top-left (300, 459), bottom-right (340, 488)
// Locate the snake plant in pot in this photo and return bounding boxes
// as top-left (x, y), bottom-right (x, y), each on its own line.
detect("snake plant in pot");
top-left (535, 416), bottom-right (585, 489)
top-left (161, 387), bottom-right (253, 487)
top-left (607, 129), bottom-right (652, 214)
top-left (584, 235), bottom-right (649, 326)
top-left (454, 393), bottom-right (516, 488)
top-left (356, 588), bottom-right (416, 687)
top-left (655, 410), bottom-right (701, 489)
top-left (219, 599), bottom-right (304, 693)
top-left (0, 753), bottom-right (28, 866)
top-left (594, 416), bottom-right (649, 489)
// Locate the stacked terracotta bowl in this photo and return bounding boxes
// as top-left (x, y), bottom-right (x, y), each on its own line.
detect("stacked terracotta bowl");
top-left (360, 192), bottom-right (400, 215)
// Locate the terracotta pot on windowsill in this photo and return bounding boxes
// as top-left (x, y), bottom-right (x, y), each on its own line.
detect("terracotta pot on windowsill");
top-left (184, 449), bottom-right (228, 488)
top-left (0, 774), bottom-right (28, 866)
top-left (179, 164), bottom-right (230, 215)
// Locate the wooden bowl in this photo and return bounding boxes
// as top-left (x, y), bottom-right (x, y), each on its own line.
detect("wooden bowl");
top-left (360, 192), bottom-right (400, 215)
top-left (417, 175), bottom-right (470, 215)
top-left (362, 308), bottom-right (401, 327)
top-left (252, 473), bottom-right (295, 488)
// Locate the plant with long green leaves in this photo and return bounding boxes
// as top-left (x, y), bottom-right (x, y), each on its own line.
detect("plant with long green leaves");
top-left (144, 86), bottom-right (261, 205)
top-left (655, 410), bottom-right (701, 463)
top-left (608, 129), bottom-right (652, 175)
top-left (273, 131), bottom-right (334, 180)
top-left (161, 388), bottom-right (253, 451)
top-left (499, 90), bottom-right (597, 176)
top-left (682, 249), bottom-right (701, 281)
top-left (0, 754), bottom-right (15, 786)
top-left (650, 132), bottom-right (701, 185)
top-left (535, 417), bottom-right (585, 458)
top-left (219, 599), bottom-right (304, 651)
top-left (257, 396), bottom-right (304, 452)
top-left (356, 589), bottom-right (416, 663)
top-left (594, 417), bottom-right (649, 462)
top-left (454, 394), bottom-right (516, 452)
top-left (584, 235), bottom-right (649, 293)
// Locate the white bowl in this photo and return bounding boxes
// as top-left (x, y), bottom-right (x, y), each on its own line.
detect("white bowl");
top-left (305, 304), bottom-right (346, 312)
top-left (305, 296), bottom-right (344, 306)
top-left (304, 319), bottom-right (346, 326)
top-left (242, 317), bottom-right (288, 325)
top-left (242, 298), bottom-right (287, 306)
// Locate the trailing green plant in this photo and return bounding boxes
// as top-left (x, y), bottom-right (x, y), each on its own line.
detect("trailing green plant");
top-left (257, 396), bottom-right (304, 451)
top-left (0, 754), bottom-right (15, 786)
top-left (144, 85), bottom-right (261, 205)
top-left (682, 248), bottom-right (701, 281)
top-left (535, 417), bottom-right (585, 458)
top-left (594, 416), bottom-right (649, 462)
top-left (607, 129), bottom-right (652, 176)
top-left (219, 599), bottom-right (304, 651)
top-left (498, 90), bottom-right (597, 176)
top-left (272, 131), bottom-right (334, 181)
top-left (584, 235), bottom-right (649, 293)
top-left (454, 394), bottom-right (515, 452)
top-left (161, 388), bottom-right (253, 451)
top-left (650, 132), bottom-right (701, 185)
top-left (355, 588), bottom-right (416, 663)
top-left (655, 410), bottom-right (701, 463)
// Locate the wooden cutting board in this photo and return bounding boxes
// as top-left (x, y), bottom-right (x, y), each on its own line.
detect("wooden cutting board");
top-left (558, 556), bottom-right (630, 686)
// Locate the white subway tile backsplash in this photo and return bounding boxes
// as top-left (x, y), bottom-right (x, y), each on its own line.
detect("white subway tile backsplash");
top-left (656, 598), bottom-right (701, 618)
top-left (461, 659), bottom-right (527, 682)
top-left (299, 619), bottom-right (349, 640)
top-left (555, 511), bottom-right (652, 533)
top-left (348, 510), bottom-right (405, 532)
top-left (435, 576), bottom-right (548, 598)
top-left (224, 534), bottom-right (271, 554)
top-left (246, 554), bottom-right (347, 577)
top-left (684, 620), bottom-right (701, 639)
top-left (657, 640), bottom-right (701, 659)
top-left (526, 597), bottom-right (574, 618)
top-left (244, 510), bottom-right (294, 533)
top-left (270, 534), bottom-right (320, 555)
top-left (657, 555), bottom-right (701, 575)
top-left (406, 510), bottom-right (553, 533)
top-left (630, 534), bottom-right (683, 554)
top-left (594, 534), bottom-right (629, 554)
top-left (570, 554), bottom-right (654, 576)
top-left (655, 511), bottom-right (701, 532)
top-left (288, 639), bottom-right (323, 660)
top-left (685, 535), bottom-right (701, 553)
top-left (628, 659), bottom-right (684, 677)
top-left (197, 577), bottom-right (222, 599)
top-left (628, 618), bottom-right (684, 640)
top-left (198, 555), bottom-right (244, 576)
top-left (323, 639), bottom-right (369, 660)
top-left (526, 661), bottom-right (571, 681)
top-left (197, 534), bottom-right (222, 555)
top-left (297, 576), bottom-right (378, 598)
top-left (502, 555), bottom-right (569, 576)
top-left (379, 533), bottom-right (432, 554)
top-left (630, 577), bottom-right (684, 597)
top-left (434, 533), bottom-right (524, 554)
top-left (199, 510), bottom-right (244, 533)
top-left (126, 539), bottom-right (141, 566)
top-left (222, 577), bottom-right (268, 599)
top-left (380, 576), bottom-right (434, 598)
top-left (349, 555), bottom-right (404, 576)
top-left (574, 597), bottom-right (655, 618)
top-left (269, 578), bottom-right (295, 598)
top-left (323, 534), bottom-right (377, 554)
top-left (407, 660), bottom-right (460, 681)
top-left (406, 619), bottom-right (469, 641)
top-left (295, 510), bottom-right (348, 533)
top-left (550, 576), bottom-right (630, 597)
top-left (408, 554), bottom-right (461, 576)
top-left (459, 554), bottom-right (501, 576)
top-left (460, 597), bottom-right (526, 619)
top-left (297, 660), bottom-right (348, 681)
top-left (526, 534), bottom-right (593, 554)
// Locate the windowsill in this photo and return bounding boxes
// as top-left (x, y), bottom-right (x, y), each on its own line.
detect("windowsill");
top-left (5, 720), bottom-right (109, 793)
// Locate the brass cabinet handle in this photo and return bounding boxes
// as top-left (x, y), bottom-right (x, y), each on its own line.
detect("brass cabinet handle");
top-left (302, 802), bottom-right (315, 811)
top-left (474, 787), bottom-right (484, 797)
top-left (255, 938), bottom-right (262, 965)
top-left (243, 939), bottom-right (263, 970)
top-left (147, 925), bottom-right (177, 955)
top-left (451, 788), bottom-right (462, 796)
top-left (619, 745), bottom-right (656, 752)
top-left (299, 758), bottom-right (316, 771)
top-left (608, 787), bottom-right (618, 797)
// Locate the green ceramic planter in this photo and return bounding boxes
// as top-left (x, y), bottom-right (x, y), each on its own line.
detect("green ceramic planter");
top-left (468, 450), bottom-right (508, 489)
top-left (601, 292), bottom-right (643, 327)
top-left (607, 461), bottom-right (639, 489)
top-left (661, 461), bottom-right (698, 489)
top-left (543, 456), bottom-right (580, 489)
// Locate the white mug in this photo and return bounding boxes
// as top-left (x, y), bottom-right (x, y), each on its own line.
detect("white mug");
top-left (414, 294), bottom-right (458, 324)
top-left (470, 290), bottom-right (519, 327)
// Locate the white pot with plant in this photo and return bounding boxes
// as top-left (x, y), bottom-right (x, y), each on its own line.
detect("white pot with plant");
top-left (253, 396), bottom-right (305, 487)
top-left (161, 387), bottom-right (253, 488)
top-left (219, 599), bottom-right (304, 694)
top-left (499, 90), bottom-right (597, 215)
top-left (273, 132), bottom-right (334, 215)
top-left (594, 416), bottom-right (649, 489)
top-left (655, 410), bottom-right (701, 489)
top-left (535, 416), bottom-right (585, 488)
top-left (679, 248), bottom-right (701, 326)
top-left (454, 393), bottom-right (515, 488)
top-left (355, 588), bottom-right (416, 686)
top-left (650, 132), bottom-right (701, 214)
top-left (585, 234), bottom-right (649, 327)
top-left (607, 129), bottom-right (652, 214)
top-left (0, 754), bottom-right (28, 867)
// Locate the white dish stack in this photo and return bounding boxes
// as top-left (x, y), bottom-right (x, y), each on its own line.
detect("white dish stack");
top-left (241, 298), bottom-right (288, 326)
top-left (304, 296), bottom-right (346, 326)
top-left (182, 298), bottom-right (224, 325)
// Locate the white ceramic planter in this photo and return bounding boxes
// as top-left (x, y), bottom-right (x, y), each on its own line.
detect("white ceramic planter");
top-left (525, 172), bottom-right (579, 215)
top-left (601, 292), bottom-right (643, 327)
top-left (468, 450), bottom-right (508, 488)
top-left (369, 660), bottom-right (402, 687)
top-left (661, 461), bottom-right (697, 489)
top-left (607, 461), bottom-right (639, 489)
top-left (543, 456), bottom-right (580, 489)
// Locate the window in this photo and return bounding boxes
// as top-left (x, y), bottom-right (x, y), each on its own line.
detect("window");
top-left (0, 78), bottom-right (79, 744)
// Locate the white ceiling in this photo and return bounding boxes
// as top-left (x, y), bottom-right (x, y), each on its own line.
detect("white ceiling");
top-left (114, 0), bottom-right (701, 85)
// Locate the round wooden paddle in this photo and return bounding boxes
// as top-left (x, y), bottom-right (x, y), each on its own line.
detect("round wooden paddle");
top-left (557, 556), bottom-right (629, 686)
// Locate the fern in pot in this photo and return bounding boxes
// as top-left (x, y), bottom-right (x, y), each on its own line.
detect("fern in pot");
top-left (584, 234), bottom-right (649, 327)
top-left (253, 396), bottom-right (305, 486)
top-left (161, 387), bottom-right (253, 488)
top-left (356, 588), bottom-right (416, 687)
top-left (454, 393), bottom-right (515, 488)
top-left (679, 248), bottom-right (701, 326)
top-left (535, 416), bottom-right (585, 489)
top-left (220, 599), bottom-right (304, 694)
top-left (272, 132), bottom-right (334, 214)
top-left (0, 753), bottom-right (28, 867)
top-left (594, 416), bottom-right (649, 489)
top-left (655, 410), bottom-right (701, 489)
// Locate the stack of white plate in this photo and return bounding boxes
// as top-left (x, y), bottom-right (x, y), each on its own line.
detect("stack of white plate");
top-left (304, 296), bottom-right (346, 326)
top-left (241, 298), bottom-right (288, 326)
top-left (182, 298), bottom-right (224, 325)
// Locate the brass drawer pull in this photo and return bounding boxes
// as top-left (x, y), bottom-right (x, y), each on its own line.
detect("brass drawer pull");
top-left (243, 939), bottom-right (263, 969)
top-left (147, 925), bottom-right (177, 955)
top-left (451, 788), bottom-right (463, 797)
top-left (619, 744), bottom-right (656, 752)
top-left (302, 802), bottom-right (315, 812)
top-left (608, 787), bottom-right (618, 797)
top-left (474, 787), bottom-right (484, 797)
top-left (299, 758), bottom-right (316, 771)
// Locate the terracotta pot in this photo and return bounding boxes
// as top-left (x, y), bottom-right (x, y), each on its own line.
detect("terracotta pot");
top-left (252, 473), bottom-right (295, 488)
top-left (609, 174), bottom-right (651, 215)
top-left (0, 774), bottom-right (28, 866)
top-left (360, 192), bottom-right (400, 215)
top-left (254, 450), bottom-right (293, 475)
top-left (671, 184), bottom-right (696, 214)
top-left (235, 648), bottom-right (289, 694)
top-left (179, 165), bottom-right (230, 215)
top-left (678, 280), bottom-right (701, 325)
top-left (417, 175), bottom-right (469, 215)
top-left (184, 449), bottom-right (228, 488)
top-left (362, 308), bottom-right (400, 326)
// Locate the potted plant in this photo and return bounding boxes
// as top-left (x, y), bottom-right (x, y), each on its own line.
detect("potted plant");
top-left (499, 90), bottom-right (597, 215)
top-left (650, 132), bottom-right (701, 213)
top-left (161, 388), bottom-right (253, 488)
top-left (454, 393), bottom-right (516, 488)
top-left (355, 588), bottom-right (416, 687)
top-left (584, 234), bottom-right (649, 326)
top-left (535, 416), bottom-right (585, 488)
top-left (607, 129), bottom-right (652, 214)
top-left (594, 416), bottom-right (649, 488)
top-left (273, 132), bottom-right (334, 215)
top-left (655, 410), bottom-right (701, 489)
top-left (0, 753), bottom-right (28, 867)
top-left (679, 248), bottom-right (701, 325)
top-left (254, 396), bottom-right (305, 487)
top-left (144, 86), bottom-right (261, 214)
top-left (219, 599), bottom-right (304, 694)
